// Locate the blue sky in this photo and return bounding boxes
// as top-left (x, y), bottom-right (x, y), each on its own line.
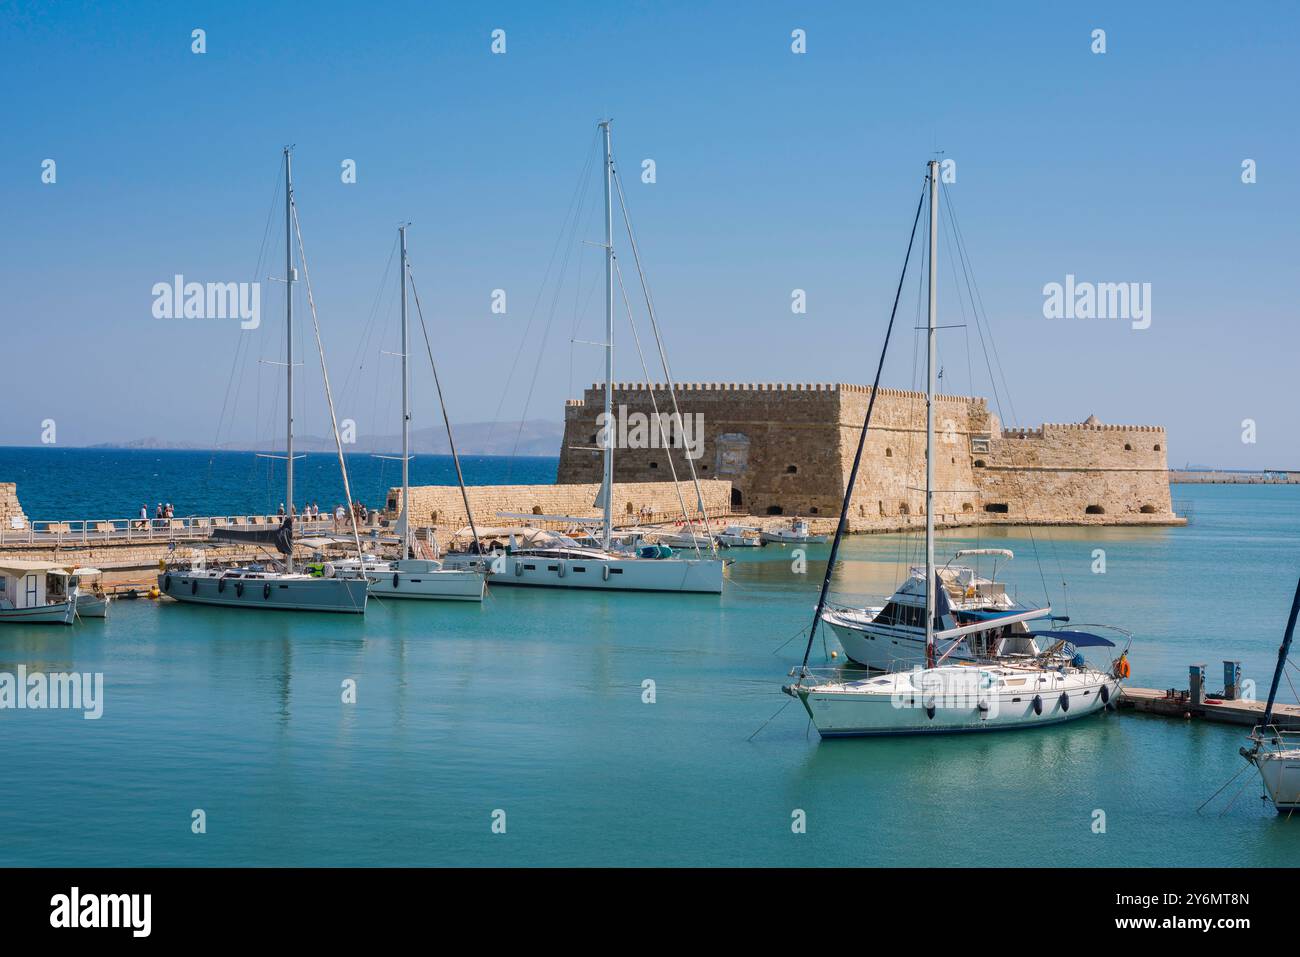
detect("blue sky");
top-left (1, 1), bottom-right (1296, 466)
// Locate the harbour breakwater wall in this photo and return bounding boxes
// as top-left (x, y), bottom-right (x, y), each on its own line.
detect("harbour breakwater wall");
top-left (1169, 470), bottom-right (1300, 484)
top-left (393, 480), bottom-right (736, 535)
top-left (556, 382), bottom-right (1181, 527)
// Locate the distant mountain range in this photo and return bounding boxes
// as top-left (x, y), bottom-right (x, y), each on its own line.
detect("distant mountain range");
top-left (87, 420), bottom-right (564, 457)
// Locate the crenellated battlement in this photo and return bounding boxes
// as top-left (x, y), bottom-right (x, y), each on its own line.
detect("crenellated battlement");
top-left (581, 381), bottom-right (985, 404)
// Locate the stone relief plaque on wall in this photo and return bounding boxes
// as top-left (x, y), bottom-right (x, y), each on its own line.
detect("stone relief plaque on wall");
top-left (715, 433), bottom-right (750, 476)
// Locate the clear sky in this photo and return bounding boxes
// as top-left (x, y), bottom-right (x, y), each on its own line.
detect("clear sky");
top-left (2, 1), bottom-right (1296, 467)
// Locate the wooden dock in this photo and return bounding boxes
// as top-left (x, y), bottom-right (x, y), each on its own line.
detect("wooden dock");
top-left (1120, 686), bottom-right (1300, 730)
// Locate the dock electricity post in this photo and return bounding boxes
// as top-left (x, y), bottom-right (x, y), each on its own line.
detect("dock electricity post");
top-left (600, 119), bottom-right (615, 551)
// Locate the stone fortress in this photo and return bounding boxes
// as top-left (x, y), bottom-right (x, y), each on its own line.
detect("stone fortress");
top-left (551, 382), bottom-right (1180, 530)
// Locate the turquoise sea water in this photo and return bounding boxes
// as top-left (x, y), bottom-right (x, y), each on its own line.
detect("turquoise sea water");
top-left (1, 451), bottom-right (1298, 866)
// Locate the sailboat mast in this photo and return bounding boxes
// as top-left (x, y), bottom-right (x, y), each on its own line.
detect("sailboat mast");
top-left (1262, 577), bottom-right (1300, 728)
top-left (600, 119), bottom-right (615, 551)
top-left (399, 224), bottom-right (411, 560)
top-left (925, 159), bottom-right (938, 668)
top-left (284, 146), bottom-right (296, 574)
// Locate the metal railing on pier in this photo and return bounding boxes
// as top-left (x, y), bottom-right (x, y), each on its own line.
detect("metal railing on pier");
top-left (0, 515), bottom-right (375, 548)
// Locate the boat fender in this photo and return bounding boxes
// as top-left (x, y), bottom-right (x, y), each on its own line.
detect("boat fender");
top-left (191, 579), bottom-right (198, 595)
top-left (263, 583), bottom-right (271, 600)
top-left (977, 700), bottom-right (990, 712)
top-left (217, 577), bottom-right (226, 593)
top-left (235, 581), bottom-right (244, 598)
top-left (1100, 684), bottom-right (1110, 704)
top-left (1032, 694), bottom-right (1043, 715)
top-left (923, 697), bottom-right (936, 720)
top-left (557, 561), bottom-right (565, 578)
top-left (1059, 692), bottom-right (1070, 712)
top-left (515, 561), bottom-right (524, 578)
top-left (163, 574), bottom-right (172, 592)
top-left (602, 564), bottom-right (610, 581)
top-left (393, 572), bottom-right (400, 589)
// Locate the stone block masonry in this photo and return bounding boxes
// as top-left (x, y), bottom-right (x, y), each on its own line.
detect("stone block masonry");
top-left (554, 383), bottom-right (1181, 527)
top-left (0, 483), bottom-right (27, 530)
top-left (394, 480), bottom-right (735, 535)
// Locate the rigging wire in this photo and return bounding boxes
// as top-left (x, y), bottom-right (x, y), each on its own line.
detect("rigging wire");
top-left (610, 157), bottom-right (718, 552)
top-left (798, 176), bottom-right (929, 674)
top-left (483, 130), bottom-right (600, 471)
top-left (611, 255), bottom-right (702, 556)
top-left (406, 259), bottom-right (484, 555)
top-left (288, 192), bottom-right (364, 558)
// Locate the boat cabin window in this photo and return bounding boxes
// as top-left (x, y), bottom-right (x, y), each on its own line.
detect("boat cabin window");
top-left (875, 601), bottom-right (925, 629)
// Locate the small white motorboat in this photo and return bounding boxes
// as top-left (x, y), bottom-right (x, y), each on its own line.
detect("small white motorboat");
top-left (822, 550), bottom-right (1052, 670)
top-left (0, 560), bottom-right (78, 625)
top-left (1241, 577), bottom-right (1300, 813)
top-left (760, 518), bottom-right (826, 545)
top-left (64, 567), bottom-right (111, 619)
top-left (716, 524), bottom-right (763, 548)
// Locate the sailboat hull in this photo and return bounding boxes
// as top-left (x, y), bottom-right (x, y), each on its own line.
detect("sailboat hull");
top-left (464, 553), bottom-right (724, 594)
top-left (366, 569), bottom-right (485, 601)
top-left (798, 674), bottom-right (1119, 737)
top-left (1254, 750), bottom-right (1300, 812)
top-left (158, 572), bottom-right (368, 613)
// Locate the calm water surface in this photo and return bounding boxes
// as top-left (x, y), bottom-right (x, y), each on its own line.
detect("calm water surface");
top-left (1, 456), bottom-right (1298, 866)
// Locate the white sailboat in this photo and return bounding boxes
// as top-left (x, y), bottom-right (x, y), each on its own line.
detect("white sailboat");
top-left (333, 225), bottom-right (486, 602)
top-left (441, 120), bottom-right (724, 595)
top-left (1241, 578), bottom-right (1300, 813)
top-left (784, 161), bottom-right (1127, 737)
top-left (158, 148), bottom-right (368, 614)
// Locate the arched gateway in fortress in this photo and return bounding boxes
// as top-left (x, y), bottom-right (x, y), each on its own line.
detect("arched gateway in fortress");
top-left (554, 382), bottom-right (1181, 529)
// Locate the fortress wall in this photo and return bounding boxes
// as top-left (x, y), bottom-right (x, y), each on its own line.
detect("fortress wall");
top-left (558, 383), bottom-right (846, 516)
top-left (838, 389), bottom-right (987, 523)
top-left (0, 483), bottom-right (27, 529)
top-left (977, 424), bottom-right (1174, 520)
top-left (397, 480), bottom-right (734, 534)
top-left (555, 382), bottom-right (1179, 527)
